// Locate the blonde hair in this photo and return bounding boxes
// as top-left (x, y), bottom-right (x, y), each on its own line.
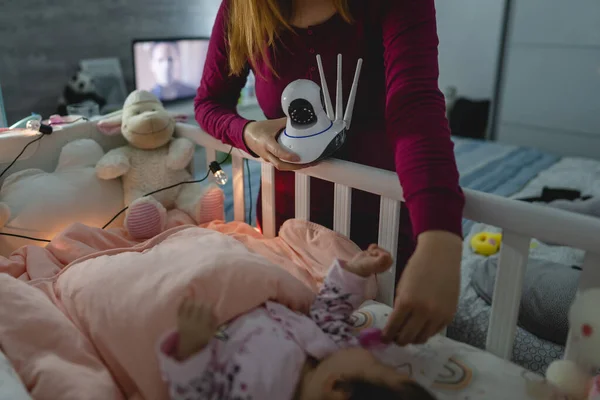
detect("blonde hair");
top-left (227, 0), bottom-right (352, 77)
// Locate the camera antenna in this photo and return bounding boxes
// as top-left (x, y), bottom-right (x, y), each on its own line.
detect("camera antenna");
top-left (343, 58), bottom-right (363, 130)
top-left (316, 54), bottom-right (334, 120)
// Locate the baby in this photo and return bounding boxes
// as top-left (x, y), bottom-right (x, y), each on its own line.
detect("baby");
top-left (157, 245), bottom-right (437, 400)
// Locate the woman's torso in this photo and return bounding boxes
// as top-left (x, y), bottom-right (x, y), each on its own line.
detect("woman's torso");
top-left (253, 1), bottom-right (392, 170)
top-left (252, 1), bottom-right (399, 240)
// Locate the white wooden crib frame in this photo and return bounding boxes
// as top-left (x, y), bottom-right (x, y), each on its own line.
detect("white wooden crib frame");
top-left (1, 120), bottom-right (599, 369)
top-left (176, 123), bottom-right (600, 368)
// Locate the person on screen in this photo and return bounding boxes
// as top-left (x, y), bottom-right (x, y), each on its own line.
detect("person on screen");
top-left (149, 42), bottom-right (197, 101)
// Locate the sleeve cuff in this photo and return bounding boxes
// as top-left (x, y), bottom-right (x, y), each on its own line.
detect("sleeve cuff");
top-left (405, 189), bottom-right (465, 239)
top-left (156, 330), bottom-right (213, 384)
top-left (230, 116), bottom-right (256, 156)
top-left (328, 260), bottom-right (370, 306)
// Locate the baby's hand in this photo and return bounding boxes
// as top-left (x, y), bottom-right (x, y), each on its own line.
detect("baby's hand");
top-left (346, 244), bottom-right (393, 277)
top-left (176, 297), bottom-right (218, 361)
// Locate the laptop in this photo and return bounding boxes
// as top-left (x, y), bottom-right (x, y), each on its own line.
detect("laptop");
top-left (132, 37), bottom-right (210, 104)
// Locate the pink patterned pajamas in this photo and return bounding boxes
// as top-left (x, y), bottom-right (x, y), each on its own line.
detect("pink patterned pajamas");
top-left (157, 260), bottom-right (367, 399)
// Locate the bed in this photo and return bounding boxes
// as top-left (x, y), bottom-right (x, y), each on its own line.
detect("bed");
top-left (0, 120), bottom-right (598, 400)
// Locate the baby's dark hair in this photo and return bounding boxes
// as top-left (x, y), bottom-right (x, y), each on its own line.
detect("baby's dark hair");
top-left (334, 378), bottom-right (437, 400)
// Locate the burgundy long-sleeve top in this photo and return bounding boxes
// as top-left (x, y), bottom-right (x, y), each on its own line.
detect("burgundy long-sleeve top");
top-left (195, 0), bottom-right (464, 253)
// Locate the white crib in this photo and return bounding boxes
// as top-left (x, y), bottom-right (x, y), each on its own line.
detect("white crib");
top-left (1, 120), bottom-right (599, 369)
top-left (176, 123), bottom-right (600, 367)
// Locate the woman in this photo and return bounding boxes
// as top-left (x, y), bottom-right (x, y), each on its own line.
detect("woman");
top-left (195, 0), bottom-right (464, 346)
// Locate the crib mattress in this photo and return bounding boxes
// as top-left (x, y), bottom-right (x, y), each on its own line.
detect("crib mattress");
top-left (353, 301), bottom-right (564, 400)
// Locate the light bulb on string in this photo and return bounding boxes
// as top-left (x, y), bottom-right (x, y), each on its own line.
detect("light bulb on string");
top-left (209, 161), bottom-right (228, 186)
top-left (26, 119), bottom-right (41, 131)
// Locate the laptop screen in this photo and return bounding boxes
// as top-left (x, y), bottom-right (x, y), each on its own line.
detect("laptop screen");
top-left (132, 38), bottom-right (210, 103)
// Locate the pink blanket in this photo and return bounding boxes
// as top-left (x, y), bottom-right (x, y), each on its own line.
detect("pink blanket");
top-left (0, 215), bottom-right (369, 400)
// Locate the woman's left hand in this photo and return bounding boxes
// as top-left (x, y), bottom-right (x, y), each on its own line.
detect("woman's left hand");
top-left (382, 230), bottom-right (462, 345)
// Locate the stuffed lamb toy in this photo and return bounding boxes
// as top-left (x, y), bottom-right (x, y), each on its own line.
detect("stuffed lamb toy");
top-left (546, 288), bottom-right (600, 399)
top-left (96, 90), bottom-right (223, 240)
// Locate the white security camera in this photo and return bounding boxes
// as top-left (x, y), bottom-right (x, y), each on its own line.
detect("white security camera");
top-left (277, 54), bottom-right (363, 164)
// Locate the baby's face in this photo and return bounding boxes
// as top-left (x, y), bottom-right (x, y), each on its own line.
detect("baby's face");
top-left (301, 347), bottom-right (407, 400)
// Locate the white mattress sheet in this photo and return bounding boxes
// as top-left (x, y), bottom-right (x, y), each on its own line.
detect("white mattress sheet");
top-left (353, 302), bottom-right (564, 400)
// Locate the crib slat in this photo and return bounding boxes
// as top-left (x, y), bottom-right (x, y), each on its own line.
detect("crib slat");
top-left (232, 155), bottom-right (245, 222)
top-left (564, 251), bottom-right (600, 363)
top-left (261, 163), bottom-right (276, 238)
top-left (295, 173), bottom-right (310, 221)
top-left (333, 184), bottom-right (351, 236)
top-left (486, 231), bottom-right (530, 360)
top-left (376, 197), bottom-right (401, 307)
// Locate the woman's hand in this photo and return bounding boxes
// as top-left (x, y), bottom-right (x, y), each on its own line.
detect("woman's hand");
top-left (383, 230), bottom-right (462, 345)
top-left (243, 118), bottom-right (306, 171)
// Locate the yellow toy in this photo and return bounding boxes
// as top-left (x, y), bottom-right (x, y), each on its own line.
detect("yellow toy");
top-left (470, 232), bottom-right (502, 256)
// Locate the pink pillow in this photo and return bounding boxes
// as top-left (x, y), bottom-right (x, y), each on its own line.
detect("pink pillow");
top-left (0, 274), bottom-right (123, 400)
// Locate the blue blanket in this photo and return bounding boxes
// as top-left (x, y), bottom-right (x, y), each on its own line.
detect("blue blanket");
top-left (451, 137), bottom-right (559, 232)
top-left (216, 137), bottom-right (560, 232)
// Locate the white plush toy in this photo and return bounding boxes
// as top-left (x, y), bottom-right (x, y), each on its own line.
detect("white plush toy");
top-left (0, 139), bottom-right (124, 255)
top-left (96, 90), bottom-right (223, 240)
top-left (546, 288), bottom-right (600, 399)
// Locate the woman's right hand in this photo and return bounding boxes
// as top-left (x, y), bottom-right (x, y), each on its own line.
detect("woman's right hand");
top-left (243, 118), bottom-right (305, 171)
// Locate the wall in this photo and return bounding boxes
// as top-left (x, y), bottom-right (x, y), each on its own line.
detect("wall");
top-left (0, 0), bottom-right (505, 122)
top-left (493, 0), bottom-right (600, 159)
top-left (435, 0), bottom-right (505, 100)
top-left (0, 0), bottom-right (220, 124)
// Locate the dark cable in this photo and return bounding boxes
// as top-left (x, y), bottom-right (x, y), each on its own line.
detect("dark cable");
top-left (0, 135), bottom-right (45, 179)
top-left (102, 170), bottom-right (212, 229)
top-left (0, 232), bottom-right (51, 243)
top-left (102, 146), bottom-right (234, 229)
top-left (0, 124), bottom-right (53, 241)
top-left (0, 120), bottom-right (72, 180)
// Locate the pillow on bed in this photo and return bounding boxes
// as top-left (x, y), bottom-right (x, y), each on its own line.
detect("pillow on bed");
top-left (471, 256), bottom-right (579, 345)
top-left (0, 139), bottom-right (123, 256)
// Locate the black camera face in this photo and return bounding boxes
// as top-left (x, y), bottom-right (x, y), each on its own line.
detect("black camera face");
top-left (288, 98), bottom-right (317, 126)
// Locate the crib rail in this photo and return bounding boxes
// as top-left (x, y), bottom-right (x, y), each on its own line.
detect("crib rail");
top-left (177, 123), bottom-right (600, 364)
